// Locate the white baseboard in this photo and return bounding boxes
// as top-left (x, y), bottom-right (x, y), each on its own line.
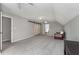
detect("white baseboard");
top-left (12, 33), bottom-right (40, 43)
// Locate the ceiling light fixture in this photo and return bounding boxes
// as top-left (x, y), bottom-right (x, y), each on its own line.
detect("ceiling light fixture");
top-left (39, 17), bottom-right (42, 20)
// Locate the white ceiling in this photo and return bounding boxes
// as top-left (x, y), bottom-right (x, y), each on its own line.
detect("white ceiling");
top-left (53, 3), bottom-right (79, 25)
top-left (1, 3), bottom-right (79, 25)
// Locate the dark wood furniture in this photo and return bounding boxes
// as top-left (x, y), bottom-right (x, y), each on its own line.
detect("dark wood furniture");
top-left (65, 40), bottom-right (79, 55)
top-left (54, 32), bottom-right (65, 40)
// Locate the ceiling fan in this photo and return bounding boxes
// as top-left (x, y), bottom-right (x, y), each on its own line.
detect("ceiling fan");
top-left (17, 3), bottom-right (34, 9)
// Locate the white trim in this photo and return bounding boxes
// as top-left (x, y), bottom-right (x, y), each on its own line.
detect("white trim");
top-left (1, 12), bottom-right (13, 43)
top-left (1, 12), bottom-right (2, 51)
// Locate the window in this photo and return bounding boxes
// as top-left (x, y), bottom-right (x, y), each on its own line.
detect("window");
top-left (45, 23), bottom-right (49, 33)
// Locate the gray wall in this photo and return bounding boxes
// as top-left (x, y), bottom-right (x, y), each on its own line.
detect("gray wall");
top-left (64, 15), bottom-right (79, 41)
top-left (13, 16), bottom-right (40, 42)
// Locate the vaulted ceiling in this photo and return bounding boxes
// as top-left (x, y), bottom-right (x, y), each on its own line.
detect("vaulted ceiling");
top-left (1, 3), bottom-right (79, 25)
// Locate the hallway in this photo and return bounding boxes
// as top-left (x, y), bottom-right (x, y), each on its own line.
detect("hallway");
top-left (2, 35), bottom-right (64, 55)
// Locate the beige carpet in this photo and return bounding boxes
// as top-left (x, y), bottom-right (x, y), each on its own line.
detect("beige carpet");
top-left (1, 35), bottom-right (64, 55)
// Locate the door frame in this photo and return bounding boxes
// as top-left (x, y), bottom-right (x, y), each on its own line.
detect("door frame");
top-left (0, 12), bottom-right (2, 51)
top-left (1, 12), bottom-right (13, 44)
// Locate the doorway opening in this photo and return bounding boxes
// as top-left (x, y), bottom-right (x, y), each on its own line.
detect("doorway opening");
top-left (2, 16), bottom-right (11, 51)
